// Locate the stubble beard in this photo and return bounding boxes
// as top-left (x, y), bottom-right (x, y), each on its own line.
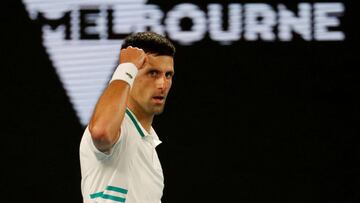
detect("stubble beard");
top-left (153, 106), bottom-right (165, 115)
top-left (138, 99), bottom-right (166, 116)
top-left (151, 102), bottom-right (166, 115)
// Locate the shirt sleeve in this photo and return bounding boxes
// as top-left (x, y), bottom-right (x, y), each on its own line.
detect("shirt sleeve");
top-left (85, 123), bottom-right (127, 160)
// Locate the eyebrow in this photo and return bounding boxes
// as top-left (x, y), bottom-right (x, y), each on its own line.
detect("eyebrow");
top-left (167, 70), bottom-right (175, 75)
top-left (147, 68), bottom-right (175, 75)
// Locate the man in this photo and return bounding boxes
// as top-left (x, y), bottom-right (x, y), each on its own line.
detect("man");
top-left (80, 32), bottom-right (175, 203)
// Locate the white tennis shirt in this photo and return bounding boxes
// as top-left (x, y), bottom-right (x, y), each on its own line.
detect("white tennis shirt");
top-left (80, 109), bottom-right (164, 203)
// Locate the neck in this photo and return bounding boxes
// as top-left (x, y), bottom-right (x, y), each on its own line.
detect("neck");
top-left (127, 102), bottom-right (154, 133)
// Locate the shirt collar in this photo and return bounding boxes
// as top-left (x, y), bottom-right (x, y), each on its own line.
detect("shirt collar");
top-left (125, 108), bottom-right (162, 147)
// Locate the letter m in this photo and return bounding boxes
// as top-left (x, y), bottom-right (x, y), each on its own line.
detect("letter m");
top-left (37, 12), bottom-right (71, 40)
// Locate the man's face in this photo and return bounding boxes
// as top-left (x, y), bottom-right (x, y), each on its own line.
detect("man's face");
top-left (129, 54), bottom-right (174, 116)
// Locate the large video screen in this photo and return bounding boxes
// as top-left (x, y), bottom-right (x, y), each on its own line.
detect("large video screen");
top-left (2, 0), bottom-right (357, 202)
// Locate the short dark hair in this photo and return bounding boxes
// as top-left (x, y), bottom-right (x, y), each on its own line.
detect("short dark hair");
top-left (121, 32), bottom-right (176, 57)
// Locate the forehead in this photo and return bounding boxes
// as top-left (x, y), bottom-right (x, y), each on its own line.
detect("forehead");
top-left (146, 54), bottom-right (174, 71)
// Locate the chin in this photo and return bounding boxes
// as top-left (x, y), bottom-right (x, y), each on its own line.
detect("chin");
top-left (153, 106), bottom-right (165, 115)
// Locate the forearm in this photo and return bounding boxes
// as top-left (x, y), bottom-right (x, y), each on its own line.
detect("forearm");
top-left (89, 80), bottom-right (130, 151)
top-left (87, 47), bottom-right (145, 152)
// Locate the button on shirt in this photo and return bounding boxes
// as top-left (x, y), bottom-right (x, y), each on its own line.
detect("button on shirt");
top-left (80, 109), bottom-right (164, 203)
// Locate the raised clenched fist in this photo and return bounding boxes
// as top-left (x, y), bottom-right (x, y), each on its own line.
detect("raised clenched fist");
top-left (119, 46), bottom-right (146, 70)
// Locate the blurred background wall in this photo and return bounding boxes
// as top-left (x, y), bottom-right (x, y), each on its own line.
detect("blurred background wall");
top-left (2, 0), bottom-right (359, 202)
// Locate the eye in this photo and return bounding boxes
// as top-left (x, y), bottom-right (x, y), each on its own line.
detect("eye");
top-left (165, 72), bottom-right (174, 79)
top-left (148, 70), bottom-right (158, 77)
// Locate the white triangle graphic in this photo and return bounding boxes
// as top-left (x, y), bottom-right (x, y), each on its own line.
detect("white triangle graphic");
top-left (22, 0), bottom-right (149, 126)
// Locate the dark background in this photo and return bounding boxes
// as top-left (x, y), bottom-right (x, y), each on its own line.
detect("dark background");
top-left (2, 0), bottom-right (359, 202)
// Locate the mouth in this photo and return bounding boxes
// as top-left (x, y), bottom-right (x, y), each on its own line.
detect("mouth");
top-left (152, 96), bottom-right (165, 104)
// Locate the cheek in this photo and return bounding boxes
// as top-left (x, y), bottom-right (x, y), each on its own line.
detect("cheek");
top-left (132, 79), bottom-right (146, 97)
top-left (167, 80), bottom-right (173, 90)
top-left (137, 80), bottom-right (153, 97)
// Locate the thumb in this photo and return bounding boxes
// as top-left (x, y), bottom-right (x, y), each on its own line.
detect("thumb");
top-left (138, 54), bottom-right (147, 70)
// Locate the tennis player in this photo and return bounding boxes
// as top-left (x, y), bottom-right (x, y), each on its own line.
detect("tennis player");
top-left (80, 32), bottom-right (175, 203)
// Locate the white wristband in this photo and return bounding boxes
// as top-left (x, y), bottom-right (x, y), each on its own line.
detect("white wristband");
top-left (109, 63), bottom-right (138, 88)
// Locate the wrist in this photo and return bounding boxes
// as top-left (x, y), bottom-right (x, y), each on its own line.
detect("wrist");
top-left (109, 63), bottom-right (138, 88)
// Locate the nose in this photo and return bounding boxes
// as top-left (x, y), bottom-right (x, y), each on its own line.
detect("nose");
top-left (155, 75), bottom-right (167, 90)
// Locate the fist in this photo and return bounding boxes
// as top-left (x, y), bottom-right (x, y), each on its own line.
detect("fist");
top-left (119, 46), bottom-right (146, 70)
